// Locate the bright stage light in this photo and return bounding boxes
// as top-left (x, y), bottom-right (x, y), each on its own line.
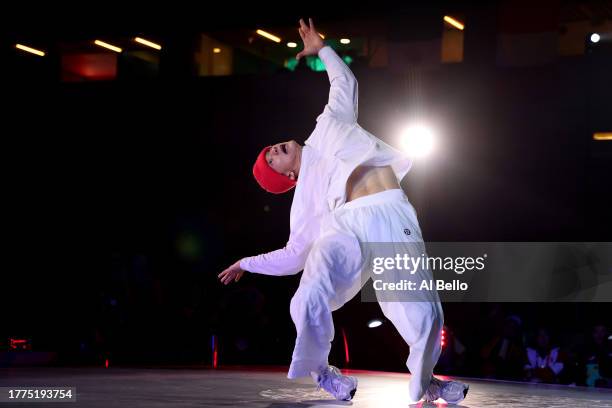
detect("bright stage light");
top-left (134, 37), bottom-right (162, 50)
top-left (256, 29), bottom-right (281, 43)
top-left (15, 44), bottom-right (45, 57)
top-left (368, 319), bottom-right (383, 328)
top-left (444, 15), bottom-right (465, 31)
top-left (590, 33), bottom-right (601, 43)
top-left (287, 42), bottom-right (297, 48)
top-left (340, 38), bottom-right (351, 44)
top-left (594, 132), bottom-right (612, 140)
top-left (94, 40), bottom-right (122, 53)
top-left (399, 125), bottom-right (436, 158)
top-left (213, 48), bottom-right (221, 54)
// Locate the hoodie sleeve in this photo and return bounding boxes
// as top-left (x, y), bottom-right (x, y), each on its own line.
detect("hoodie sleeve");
top-left (239, 195), bottom-right (321, 276)
top-left (239, 228), bottom-right (312, 276)
top-left (317, 46), bottom-right (358, 124)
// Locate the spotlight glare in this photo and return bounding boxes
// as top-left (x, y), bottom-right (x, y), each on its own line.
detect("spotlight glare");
top-left (593, 132), bottom-right (612, 141)
top-left (340, 38), bottom-right (351, 44)
top-left (213, 48), bottom-right (221, 54)
top-left (256, 29), bottom-right (281, 43)
top-left (590, 33), bottom-right (601, 43)
top-left (94, 40), bottom-right (122, 53)
top-left (134, 37), bottom-right (162, 50)
top-left (15, 44), bottom-right (45, 57)
top-left (287, 42), bottom-right (297, 48)
top-left (444, 15), bottom-right (465, 31)
top-left (400, 125), bottom-right (436, 158)
top-left (368, 319), bottom-right (383, 328)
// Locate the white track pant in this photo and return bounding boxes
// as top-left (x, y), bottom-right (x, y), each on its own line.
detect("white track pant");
top-left (287, 189), bottom-right (444, 402)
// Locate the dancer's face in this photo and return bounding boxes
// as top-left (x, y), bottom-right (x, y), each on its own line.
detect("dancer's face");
top-left (266, 140), bottom-right (302, 180)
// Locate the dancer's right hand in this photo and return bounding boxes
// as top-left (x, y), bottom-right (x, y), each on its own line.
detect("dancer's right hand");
top-left (218, 259), bottom-right (245, 285)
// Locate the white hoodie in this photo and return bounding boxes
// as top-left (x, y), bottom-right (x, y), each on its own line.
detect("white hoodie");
top-left (240, 46), bottom-right (412, 276)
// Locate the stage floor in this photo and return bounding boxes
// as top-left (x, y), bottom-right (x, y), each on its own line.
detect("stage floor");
top-left (1, 366), bottom-right (612, 407)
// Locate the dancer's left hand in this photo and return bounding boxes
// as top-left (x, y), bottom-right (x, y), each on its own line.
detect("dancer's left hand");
top-left (218, 260), bottom-right (245, 285)
top-left (296, 18), bottom-right (325, 61)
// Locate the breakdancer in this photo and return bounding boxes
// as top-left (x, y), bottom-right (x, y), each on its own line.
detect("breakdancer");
top-left (219, 18), bottom-right (468, 404)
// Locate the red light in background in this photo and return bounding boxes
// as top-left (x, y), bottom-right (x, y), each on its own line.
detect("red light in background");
top-left (211, 335), bottom-right (218, 369)
top-left (9, 338), bottom-right (32, 351)
top-left (341, 328), bottom-right (350, 365)
top-left (61, 53), bottom-right (117, 81)
top-left (441, 328), bottom-right (447, 349)
top-left (105, 359), bottom-right (109, 368)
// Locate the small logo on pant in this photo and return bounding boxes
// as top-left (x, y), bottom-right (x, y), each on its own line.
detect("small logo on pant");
top-left (403, 228), bottom-right (411, 236)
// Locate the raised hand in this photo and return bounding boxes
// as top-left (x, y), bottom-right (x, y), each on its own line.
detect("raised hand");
top-left (296, 18), bottom-right (325, 61)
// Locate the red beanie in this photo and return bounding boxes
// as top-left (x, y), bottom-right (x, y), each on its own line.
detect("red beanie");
top-left (252, 146), bottom-right (297, 194)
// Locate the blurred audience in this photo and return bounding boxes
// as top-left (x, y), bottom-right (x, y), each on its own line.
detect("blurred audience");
top-left (480, 314), bottom-right (525, 380)
top-left (523, 328), bottom-right (564, 383)
top-left (581, 324), bottom-right (612, 388)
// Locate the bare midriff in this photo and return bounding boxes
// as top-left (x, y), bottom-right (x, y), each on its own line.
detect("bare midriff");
top-left (345, 165), bottom-right (400, 202)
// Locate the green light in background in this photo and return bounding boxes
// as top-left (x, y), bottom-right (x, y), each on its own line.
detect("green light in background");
top-left (176, 232), bottom-right (202, 261)
top-left (285, 58), bottom-right (298, 71)
top-left (285, 50), bottom-right (352, 73)
top-left (305, 56), bottom-right (326, 72)
top-left (342, 55), bottom-right (353, 65)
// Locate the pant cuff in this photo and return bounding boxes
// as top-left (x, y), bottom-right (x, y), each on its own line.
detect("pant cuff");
top-left (287, 359), bottom-right (327, 379)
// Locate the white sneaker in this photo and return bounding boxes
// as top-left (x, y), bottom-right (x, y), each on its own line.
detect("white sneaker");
top-left (423, 377), bottom-right (469, 404)
top-left (311, 365), bottom-right (358, 401)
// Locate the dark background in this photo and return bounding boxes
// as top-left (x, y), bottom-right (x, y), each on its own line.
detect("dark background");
top-left (1, 0), bottom-right (611, 384)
